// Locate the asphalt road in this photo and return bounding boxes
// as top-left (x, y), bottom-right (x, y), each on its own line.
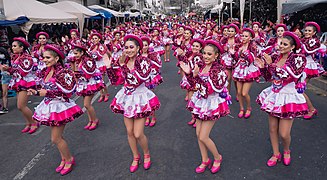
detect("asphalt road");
top-left (0, 53), bottom-right (326, 180)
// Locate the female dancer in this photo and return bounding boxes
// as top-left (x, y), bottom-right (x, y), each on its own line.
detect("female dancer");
top-left (180, 40), bottom-right (230, 174)
top-left (264, 24), bottom-right (288, 55)
top-left (28, 44), bottom-right (83, 175)
top-left (107, 35), bottom-right (160, 172)
top-left (72, 45), bottom-right (104, 130)
top-left (3, 37), bottom-right (39, 134)
top-left (141, 36), bottom-right (163, 127)
top-left (252, 22), bottom-right (266, 49)
top-left (177, 38), bottom-right (205, 127)
top-left (220, 24), bottom-right (241, 94)
top-left (232, 28), bottom-right (260, 119)
top-left (162, 24), bottom-right (173, 62)
top-left (89, 32), bottom-right (110, 103)
top-left (151, 28), bottom-right (165, 56)
top-left (256, 31), bottom-right (308, 166)
top-left (301, 22), bottom-right (325, 119)
top-left (31, 31), bottom-right (49, 70)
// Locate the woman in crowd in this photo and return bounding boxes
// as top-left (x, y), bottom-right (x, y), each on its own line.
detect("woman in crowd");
top-left (31, 31), bottom-right (50, 70)
top-left (141, 36), bottom-right (163, 127)
top-left (88, 32), bottom-right (110, 103)
top-left (220, 24), bottom-right (241, 94)
top-left (72, 44), bottom-right (104, 130)
top-left (180, 40), bottom-right (230, 174)
top-left (256, 31), bottom-right (308, 167)
top-left (0, 47), bottom-right (11, 113)
top-left (3, 37), bottom-right (39, 134)
top-left (28, 44), bottom-right (83, 175)
top-left (162, 24), bottom-right (173, 62)
top-left (301, 22), bottom-right (325, 119)
top-left (264, 24), bottom-right (288, 55)
top-left (232, 28), bottom-right (260, 119)
top-left (107, 35), bottom-right (160, 173)
top-left (177, 38), bottom-right (205, 127)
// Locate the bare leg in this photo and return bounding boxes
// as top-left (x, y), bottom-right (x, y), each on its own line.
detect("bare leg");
top-left (124, 117), bottom-right (139, 166)
top-left (195, 119), bottom-right (208, 168)
top-left (134, 118), bottom-right (150, 163)
top-left (17, 91), bottom-right (34, 124)
top-left (51, 125), bottom-right (73, 166)
top-left (84, 95), bottom-right (97, 121)
top-left (268, 115), bottom-right (280, 160)
top-left (198, 120), bottom-right (221, 166)
top-left (278, 118), bottom-right (294, 154)
top-left (304, 79), bottom-right (315, 114)
top-left (236, 81), bottom-right (244, 111)
top-left (242, 82), bottom-right (253, 113)
top-left (226, 69), bottom-right (232, 93)
top-left (1, 84), bottom-right (8, 108)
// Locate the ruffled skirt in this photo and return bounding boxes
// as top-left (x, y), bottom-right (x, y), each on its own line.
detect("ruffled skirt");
top-left (233, 62), bottom-right (261, 82)
top-left (221, 52), bottom-right (234, 69)
top-left (154, 46), bottom-right (165, 55)
top-left (304, 56), bottom-right (324, 78)
top-left (76, 76), bottom-right (105, 96)
top-left (256, 82), bottom-right (308, 118)
top-left (187, 92), bottom-right (230, 121)
top-left (163, 37), bottom-right (172, 46)
top-left (96, 58), bottom-right (107, 74)
top-left (110, 84), bottom-right (160, 118)
top-left (9, 73), bottom-right (38, 92)
top-left (33, 98), bottom-right (83, 126)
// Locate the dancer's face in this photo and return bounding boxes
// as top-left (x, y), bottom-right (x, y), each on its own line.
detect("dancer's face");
top-left (124, 41), bottom-right (139, 58)
top-left (241, 31), bottom-right (252, 44)
top-left (279, 38), bottom-right (294, 55)
top-left (38, 35), bottom-right (47, 45)
top-left (142, 41), bottom-right (149, 52)
top-left (92, 36), bottom-right (100, 44)
top-left (304, 26), bottom-right (315, 38)
top-left (253, 24), bottom-right (259, 32)
top-left (192, 42), bottom-right (201, 53)
top-left (203, 45), bottom-right (218, 65)
top-left (228, 28), bottom-right (236, 38)
top-left (42, 51), bottom-right (59, 67)
top-left (12, 41), bottom-right (24, 54)
top-left (276, 27), bottom-right (285, 37)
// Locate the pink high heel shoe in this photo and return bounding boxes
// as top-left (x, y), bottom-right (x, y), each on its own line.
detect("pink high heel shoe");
top-left (103, 94), bottom-right (110, 102)
top-left (303, 109), bottom-right (318, 120)
top-left (28, 123), bottom-right (40, 134)
top-left (60, 157), bottom-right (75, 176)
top-left (145, 117), bottom-right (150, 126)
top-left (21, 125), bottom-right (31, 133)
top-left (143, 154), bottom-right (151, 170)
top-left (244, 108), bottom-right (252, 119)
top-left (98, 96), bottom-right (104, 103)
top-left (55, 159), bottom-right (65, 173)
top-left (84, 121), bottom-right (92, 130)
top-left (130, 154), bottom-right (140, 173)
top-left (267, 153), bottom-right (281, 167)
top-left (211, 156), bottom-right (222, 174)
top-left (187, 119), bottom-right (195, 126)
top-left (238, 109), bottom-right (244, 118)
top-left (88, 120), bottom-right (99, 131)
top-left (149, 118), bottom-right (156, 127)
top-left (283, 150), bottom-right (291, 166)
top-left (193, 123), bottom-right (196, 128)
top-left (195, 158), bottom-right (212, 173)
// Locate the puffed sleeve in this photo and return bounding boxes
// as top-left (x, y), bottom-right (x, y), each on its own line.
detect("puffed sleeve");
top-left (46, 69), bottom-right (76, 99)
top-left (11, 54), bottom-right (34, 76)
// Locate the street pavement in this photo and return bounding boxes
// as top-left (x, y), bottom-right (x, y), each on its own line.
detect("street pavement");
top-left (0, 53), bottom-right (327, 180)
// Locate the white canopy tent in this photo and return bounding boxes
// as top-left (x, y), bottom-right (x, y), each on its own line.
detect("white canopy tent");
top-left (123, 11), bottom-right (140, 18)
top-left (2, 0), bottom-right (78, 35)
top-left (282, 0), bottom-right (327, 14)
top-left (49, 1), bottom-right (98, 37)
top-left (88, 5), bottom-right (124, 18)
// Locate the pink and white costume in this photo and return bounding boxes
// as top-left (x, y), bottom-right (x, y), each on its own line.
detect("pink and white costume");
top-left (88, 42), bottom-right (108, 73)
top-left (232, 42), bottom-right (261, 82)
top-left (220, 37), bottom-right (241, 69)
top-left (301, 36), bottom-right (325, 78)
top-left (185, 62), bottom-right (230, 121)
top-left (257, 53), bottom-right (308, 118)
top-left (145, 52), bottom-right (163, 89)
top-left (74, 55), bottom-right (105, 96)
top-left (33, 64), bottom-right (83, 126)
top-left (108, 56), bottom-right (160, 118)
top-left (8, 53), bottom-right (38, 92)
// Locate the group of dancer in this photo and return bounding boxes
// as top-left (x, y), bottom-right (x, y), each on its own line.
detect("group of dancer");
top-left (0, 17), bottom-right (325, 176)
